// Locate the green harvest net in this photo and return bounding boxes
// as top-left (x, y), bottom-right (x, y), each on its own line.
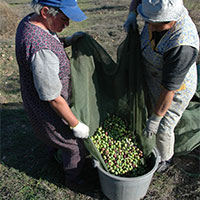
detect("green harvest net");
top-left (70, 29), bottom-right (200, 171)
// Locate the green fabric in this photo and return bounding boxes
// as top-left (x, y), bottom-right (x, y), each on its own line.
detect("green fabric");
top-left (70, 30), bottom-right (200, 168)
top-left (174, 64), bottom-right (200, 155)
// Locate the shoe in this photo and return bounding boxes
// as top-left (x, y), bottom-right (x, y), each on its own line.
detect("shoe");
top-left (157, 158), bottom-right (172, 173)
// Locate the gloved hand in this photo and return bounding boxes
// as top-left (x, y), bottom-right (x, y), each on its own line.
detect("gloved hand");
top-left (143, 113), bottom-right (163, 137)
top-left (72, 121), bottom-right (89, 139)
top-left (123, 11), bottom-right (137, 32)
top-left (65, 31), bottom-right (86, 46)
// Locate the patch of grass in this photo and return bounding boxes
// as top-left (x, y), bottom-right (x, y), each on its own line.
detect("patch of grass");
top-left (0, 0), bottom-right (20, 38)
top-left (0, 43), bottom-right (21, 103)
top-left (184, 0), bottom-right (200, 10)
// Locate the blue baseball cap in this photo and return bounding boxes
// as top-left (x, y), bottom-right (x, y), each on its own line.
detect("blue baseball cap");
top-left (36, 0), bottom-right (87, 22)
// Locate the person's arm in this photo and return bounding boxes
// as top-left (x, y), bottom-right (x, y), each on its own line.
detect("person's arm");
top-left (31, 49), bottom-right (62, 101)
top-left (49, 96), bottom-right (89, 138)
top-left (31, 49), bottom-right (89, 138)
top-left (154, 87), bottom-right (175, 117)
top-left (123, 0), bottom-right (141, 32)
top-left (153, 46), bottom-right (198, 116)
top-left (59, 37), bottom-right (66, 46)
top-left (59, 32), bottom-right (86, 48)
top-left (162, 46), bottom-right (198, 91)
top-left (143, 46), bottom-right (198, 137)
top-left (31, 50), bottom-right (76, 125)
top-left (49, 95), bottom-right (79, 128)
top-left (143, 88), bottom-right (175, 137)
top-left (129, 0), bottom-right (141, 13)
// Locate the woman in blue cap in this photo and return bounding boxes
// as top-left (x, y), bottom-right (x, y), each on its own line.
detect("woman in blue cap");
top-left (124, 0), bottom-right (199, 172)
top-left (15, 0), bottom-right (96, 191)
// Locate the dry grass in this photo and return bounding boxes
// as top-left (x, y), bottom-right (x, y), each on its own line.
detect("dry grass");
top-left (0, 0), bottom-right (19, 39)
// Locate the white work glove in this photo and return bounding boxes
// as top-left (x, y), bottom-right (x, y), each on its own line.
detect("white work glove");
top-left (143, 113), bottom-right (163, 137)
top-left (71, 121), bottom-right (89, 139)
top-left (65, 31), bottom-right (86, 46)
top-left (123, 12), bottom-right (137, 32)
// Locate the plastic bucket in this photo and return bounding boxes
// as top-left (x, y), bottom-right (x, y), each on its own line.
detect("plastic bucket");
top-left (94, 148), bottom-right (160, 200)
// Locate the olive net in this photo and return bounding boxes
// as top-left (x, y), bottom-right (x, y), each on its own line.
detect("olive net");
top-left (70, 30), bottom-right (200, 170)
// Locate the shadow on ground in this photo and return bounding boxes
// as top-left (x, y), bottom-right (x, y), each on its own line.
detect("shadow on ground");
top-left (1, 103), bottom-right (64, 184)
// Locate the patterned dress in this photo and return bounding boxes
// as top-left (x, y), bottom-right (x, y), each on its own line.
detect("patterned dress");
top-left (140, 12), bottom-right (199, 161)
top-left (15, 14), bottom-right (86, 181)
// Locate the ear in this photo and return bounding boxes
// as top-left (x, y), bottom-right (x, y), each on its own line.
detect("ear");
top-left (40, 6), bottom-right (50, 19)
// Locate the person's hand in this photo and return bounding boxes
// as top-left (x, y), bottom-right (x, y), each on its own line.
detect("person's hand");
top-left (143, 113), bottom-right (163, 137)
top-left (72, 121), bottom-right (89, 139)
top-left (123, 12), bottom-right (137, 32)
top-left (65, 31), bottom-right (86, 46)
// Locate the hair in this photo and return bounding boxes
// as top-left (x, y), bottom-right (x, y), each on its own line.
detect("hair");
top-left (31, 0), bottom-right (60, 16)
